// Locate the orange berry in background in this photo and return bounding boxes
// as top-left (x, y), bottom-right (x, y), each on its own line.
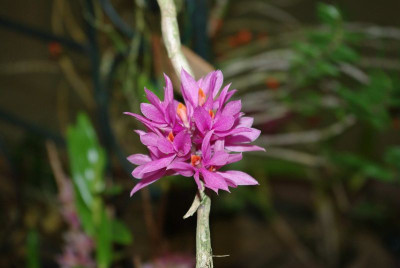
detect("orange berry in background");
top-left (48, 42), bottom-right (63, 58)
top-left (265, 77), bottom-right (280, 90)
top-left (237, 29), bottom-right (252, 44)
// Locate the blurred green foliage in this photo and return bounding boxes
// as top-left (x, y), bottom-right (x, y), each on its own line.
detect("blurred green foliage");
top-left (220, 4), bottom-right (400, 220)
top-left (26, 230), bottom-right (40, 268)
top-left (337, 72), bottom-right (399, 129)
top-left (291, 4), bottom-right (360, 85)
top-left (67, 113), bottom-right (132, 268)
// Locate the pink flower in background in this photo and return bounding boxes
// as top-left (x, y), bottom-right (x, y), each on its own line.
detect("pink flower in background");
top-left (57, 179), bottom-right (95, 268)
top-left (126, 69), bottom-right (264, 195)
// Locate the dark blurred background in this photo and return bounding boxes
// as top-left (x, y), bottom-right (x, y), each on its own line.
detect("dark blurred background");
top-left (1, 0), bottom-right (400, 267)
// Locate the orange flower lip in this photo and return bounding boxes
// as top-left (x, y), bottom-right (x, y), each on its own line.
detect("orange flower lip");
top-left (167, 132), bottom-right (174, 142)
top-left (191, 155), bottom-right (201, 166)
top-left (177, 103), bottom-right (189, 127)
top-left (198, 88), bottom-right (206, 106)
top-left (209, 109), bottom-right (215, 119)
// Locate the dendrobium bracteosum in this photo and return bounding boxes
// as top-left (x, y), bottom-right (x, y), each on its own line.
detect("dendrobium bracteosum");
top-left (125, 69), bottom-right (265, 195)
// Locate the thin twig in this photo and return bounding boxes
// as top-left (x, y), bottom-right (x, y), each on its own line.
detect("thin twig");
top-left (58, 56), bottom-right (95, 108)
top-left (251, 147), bottom-right (326, 167)
top-left (0, 61), bottom-right (59, 74)
top-left (45, 141), bottom-right (68, 191)
top-left (257, 115), bottom-right (356, 146)
top-left (346, 23), bottom-right (400, 41)
top-left (234, 1), bottom-right (300, 25)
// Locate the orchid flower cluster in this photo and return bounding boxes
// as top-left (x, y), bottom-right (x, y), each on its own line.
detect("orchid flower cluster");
top-left (125, 70), bottom-right (264, 195)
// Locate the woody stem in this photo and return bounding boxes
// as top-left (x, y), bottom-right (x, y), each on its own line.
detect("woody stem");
top-left (196, 189), bottom-right (213, 268)
top-left (156, 0), bottom-right (194, 76)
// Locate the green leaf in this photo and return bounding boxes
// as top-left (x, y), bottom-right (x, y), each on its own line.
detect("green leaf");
top-left (317, 3), bottom-right (342, 26)
top-left (96, 210), bottom-right (113, 268)
top-left (67, 113), bottom-right (106, 208)
top-left (26, 230), bottom-right (40, 268)
top-left (74, 188), bottom-right (96, 235)
top-left (385, 147), bottom-right (400, 171)
top-left (309, 31), bottom-right (333, 46)
top-left (330, 45), bottom-right (359, 62)
top-left (293, 42), bottom-right (319, 58)
top-left (313, 61), bottom-right (339, 77)
top-left (337, 72), bottom-right (393, 129)
top-left (111, 219), bottom-right (133, 245)
top-left (66, 113), bottom-right (107, 236)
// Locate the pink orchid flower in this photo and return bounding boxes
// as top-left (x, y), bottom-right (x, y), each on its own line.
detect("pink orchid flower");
top-left (126, 69), bottom-right (265, 195)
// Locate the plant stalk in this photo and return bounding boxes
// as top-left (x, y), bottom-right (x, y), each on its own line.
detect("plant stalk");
top-left (156, 0), bottom-right (193, 76)
top-left (196, 190), bottom-right (213, 268)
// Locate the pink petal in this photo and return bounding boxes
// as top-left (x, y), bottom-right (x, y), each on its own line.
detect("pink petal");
top-left (124, 112), bottom-right (164, 133)
top-left (222, 100), bottom-right (241, 116)
top-left (226, 153), bottom-right (242, 164)
top-left (134, 129), bottom-right (146, 136)
top-left (165, 103), bottom-right (176, 125)
top-left (148, 146), bottom-right (161, 159)
top-left (163, 73), bottom-right (173, 104)
top-left (132, 164), bottom-right (146, 179)
top-left (199, 70), bottom-right (223, 97)
top-left (167, 160), bottom-right (194, 177)
top-left (198, 71), bottom-right (213, 96)
top-left (140, 132), bottom-right (159, 147)
top-left (194, 171), bottom-right (202, 190)
top-left (201, 130), bottom-right (214, 161)
top-left (173, 131), bottom-right (191, 156)
top-left (214, 139), bottom-right (225, 151)
top-left (140, 103), bottom-right (164, 123)
top-left (238, 117), bottom-right (254, 128)
top-left (203, 93), bottom-right (214, 111)
top-left (208, 151), bottom-right (229, 166)
top-left (197, 77), bottom-right (203, 87)
top-left (224, 90), bottom-right (237, 103)
top-left (217, 83), bottom-right (231, 110)
top-left (214, 115), bottom-right (235, 132)
top-left (200, 168), bottom-right (229, 193)
top-left (226, 128), bottom-right (261, 143)
top-left (127, 154), bottom-right (151, 165)
top-left (218, 170), bottom-right (259, 186)
top-left (193, 107), bottom-right (212, 133)
top-left (211, 70), bottom-right (223, 98)
top-left (225, 144), bottom-right (266, 152)
top-left (214, 127), bottom-right (252, 137)
top-left (181, 69), bottom-right (198, 106)
top-left (141, 155), bottom-right (175, 174)
top-left (144, 88), bottom-right (163, 111)
top-left (157, 138), bottom-right (174, 154)
top-left (130, 169), bottom-right (165, 196)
